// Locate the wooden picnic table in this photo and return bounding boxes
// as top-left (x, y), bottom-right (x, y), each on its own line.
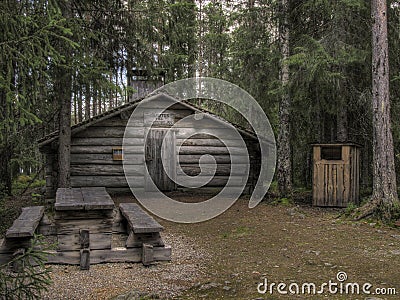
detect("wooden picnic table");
top-left (1, 187), bottom-right (171, 268)
top-left (55, 187), bottom-right (114, 211)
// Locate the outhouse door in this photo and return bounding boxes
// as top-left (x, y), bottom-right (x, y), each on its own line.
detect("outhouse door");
top-left (145, 129), bottom-right (177, 191)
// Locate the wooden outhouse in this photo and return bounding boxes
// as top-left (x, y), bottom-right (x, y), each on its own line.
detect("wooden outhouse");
top-left (312, 143), bottom-right (361, 207)
top-left (39, 93), bottom-right (268, 198)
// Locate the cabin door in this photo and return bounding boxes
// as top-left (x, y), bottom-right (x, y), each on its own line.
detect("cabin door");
top-left (145, 129), bottom-right (177, 191)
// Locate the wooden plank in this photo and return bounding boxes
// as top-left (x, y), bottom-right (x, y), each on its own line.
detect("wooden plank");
top-left (71, 176), bottom-right (144, 188)
top-left (71, 153), bottom-right (144, 165)
top-left (145, 129), bottom-right (176, 192)
top-left (175, 128), bottom-right (243, 140)
top-left (176, 175), bottom-right (245, 187)
top-left (72, 137), bottom-right (143, 146)
top-left (55, 210), bottom-right (114, 220)
top-left (125, 232), bottom-right (164, 248)
top-left (178, 154), bottom-right (250, 164)
top-left (337, 164), bottom-right (344, 205)
top-left (45, 246), bottom-right (171, 264)
top-left (58, 233), bottom-right (111, 251)
top-left (119, 203), bottom-right (164, 234)
top-left (56, 219), bottom-right (113, 235)
top-left (55, 188), bottom-right (84, 211)
top-left (312, 147), bottom-right (320, 206)
top-left (6, 206), bottom-right (45, 238)
top-left (355, 148), bottom-right (360, 204)
top-left (333, 164), bottom-right (337, 206)
top-left (142, 243), bottom-right (154, 266)
top-left (71, 165), bottom-right (124, 176)
top-left (177, 138), bottom-right (243, 147)
top-left (178, 146), bottom-right (247, 156)
top-left (74, 127), bottom-right (144, 138)
top-left (177, 164), bottom-right (248, 176)
top-left (80, 249), bottom-right (90, 270)
top-left (71, 145), bottom-right (143, 154)
top-left (79, 229), bottom-right (90, 249)
top-left (80, 187), bottom-right (115, 210)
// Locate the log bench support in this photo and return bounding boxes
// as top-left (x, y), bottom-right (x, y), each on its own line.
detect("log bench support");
top-left (79, 229), bottom-right (90, 270)
top-left (119, 203), bottom-right (169, 265)
top-left (0, 206), bottom-right (45, 267)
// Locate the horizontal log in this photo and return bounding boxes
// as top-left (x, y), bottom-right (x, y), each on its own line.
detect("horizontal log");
top-left (72, 137), bottom-right (143, 146)
top-left (178, 146), bottom-right (247, 155)
top-left (45, 246), bottom-right (171, 264)
top-left (178, 154), bottom-right (244, 164)
top-left (176, 175), bottom-right (246, 187)
top-left (71, 154), bottom-right (143, 165)
top-left (71, 164), bottom-right (144, 176)
top-left (106, 187), bottom-right (134, 195)
top-left (175, 128), bottom-right (244, 140)
top-left (57, 233), bottom-right (112, 251)
top-left (177, 138), bottom-right (244, 147)
top-left (37, 224), bottom-right (57, 236)
top-left (55, 210), bottom-right (114, 220)
top-left (178, 164), bottom-right (248, 176)
top-left (71, 175), bottom-right (144, 188)
top-left (74, 127), bottom-right (144, 138)
top-left (71, 145), bottom-right (144, 154)
top-left (56, 219), bottom-right (113, 235)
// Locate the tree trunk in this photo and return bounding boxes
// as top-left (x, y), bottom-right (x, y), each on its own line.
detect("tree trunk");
top-left (0, 140), bottom-right (12, 195)
top-left (85, 85), bottom-right (91, 120)
top-left (57, 0), bottom-right (72, 188)
top-left (277, 0), bottom-right (292, 197)
top-left (356, 0), bottom-right (399, 221)
top-left (77, 88), bottom-right (83, 123)
top-left (336, 105), bottom-right (348, 142)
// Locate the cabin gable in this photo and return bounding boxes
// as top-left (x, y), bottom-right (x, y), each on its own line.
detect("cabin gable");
top-left (40, 94), bottom-right (261, 198)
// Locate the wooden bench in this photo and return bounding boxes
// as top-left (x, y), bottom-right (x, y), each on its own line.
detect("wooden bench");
top-left (0, 206), bottom-right (45, 267)
top-left (119, 203), bottom-right (166, 265)
top-left (6, 206), bottom-right (45, 238)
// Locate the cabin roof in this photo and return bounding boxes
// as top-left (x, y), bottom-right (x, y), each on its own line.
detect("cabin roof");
top-left (38, 92), bottom-right (272, 149)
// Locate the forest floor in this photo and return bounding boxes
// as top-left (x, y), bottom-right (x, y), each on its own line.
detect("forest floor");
top-left (153, 194), bottom-right (400, 300)
top-left (3, 190), bottom-right (400, 299)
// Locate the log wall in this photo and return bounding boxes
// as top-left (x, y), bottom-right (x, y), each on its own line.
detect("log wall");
top-left (42, 100), bottom-right (262, 197)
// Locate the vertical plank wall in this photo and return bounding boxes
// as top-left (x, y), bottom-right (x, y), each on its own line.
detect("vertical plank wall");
top-left (313, 145), bottom-right (360, 207)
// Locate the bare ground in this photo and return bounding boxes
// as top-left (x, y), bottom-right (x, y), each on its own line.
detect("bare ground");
top-left (6, 192), bottom-right (400, 299)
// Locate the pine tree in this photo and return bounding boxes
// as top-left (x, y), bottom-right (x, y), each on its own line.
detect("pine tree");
top-left (356, 0), bottom-right (400, 221)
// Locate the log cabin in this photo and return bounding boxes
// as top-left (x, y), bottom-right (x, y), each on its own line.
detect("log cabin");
top-left (38, 93), bottom-right (269, 198)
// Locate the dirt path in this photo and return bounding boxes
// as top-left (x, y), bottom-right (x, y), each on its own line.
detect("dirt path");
top-left (162, 198), bottom-right (400, 299)
top-left (44, 195), bottom-right (400, 299)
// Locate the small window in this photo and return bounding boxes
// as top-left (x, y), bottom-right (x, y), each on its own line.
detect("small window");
top-left (321, 146), bottom-right (342, 160)
top-left (112, 147), bottom-right (123, 160)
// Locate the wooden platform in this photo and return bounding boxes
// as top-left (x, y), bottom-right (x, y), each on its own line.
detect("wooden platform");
top-left (55, 187), bottom-right (114, 211)
top-left (0, 188), bottom-right (171, 269)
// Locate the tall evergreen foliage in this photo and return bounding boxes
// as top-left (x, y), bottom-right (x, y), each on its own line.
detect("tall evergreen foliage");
top-left (1, 0), bottom-right (400, 220)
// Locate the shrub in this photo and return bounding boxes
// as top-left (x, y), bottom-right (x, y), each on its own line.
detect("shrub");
top-left (0, 235), bottom-right (53, 299)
